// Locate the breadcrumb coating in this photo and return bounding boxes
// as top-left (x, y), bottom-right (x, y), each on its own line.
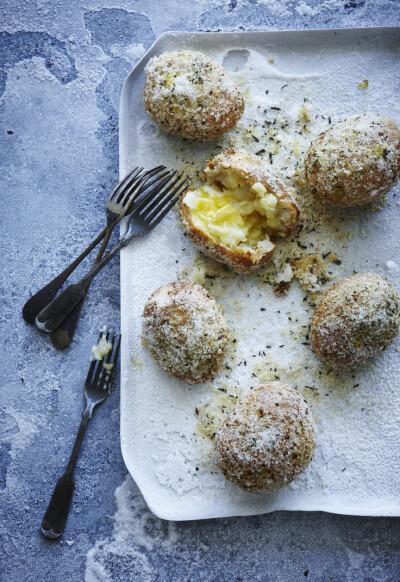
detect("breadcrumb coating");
top-left (142, 280), bottom-right (230, 384)
top-left (143, 50), bottom-right (244, 140)
top-left (305, 112), bottom-right (400, 206)
top-left (214, 382), bottom-right (316, 493)
top-left (310, 273), bottom-right (400, 369)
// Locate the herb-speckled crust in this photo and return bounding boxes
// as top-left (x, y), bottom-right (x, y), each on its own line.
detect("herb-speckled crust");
top-left (305, 112), bottom-right (400, 206)
top-left (310, 273), bottom-right (400, 369)
top-left (180, 150), bottom-right (300, 274)
top-left (142, 280), bottom-right (229, 384)
top-left (142, 50), bottom-right (244, 140)
top-left (214, 382), bottom-right (316, 493)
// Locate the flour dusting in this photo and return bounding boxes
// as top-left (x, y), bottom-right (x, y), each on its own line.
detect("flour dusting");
top-left (119, 31), bottom-right (400, 520)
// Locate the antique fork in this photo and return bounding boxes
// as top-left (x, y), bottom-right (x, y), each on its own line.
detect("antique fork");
top-left (35, 171), bottom-right (189, 334)
top-left (50, 166), bottom-right (171, 350)
top-left (41, 328), bottom-right (121, 539)
top-left (22, 165), bottom-right (167, 332)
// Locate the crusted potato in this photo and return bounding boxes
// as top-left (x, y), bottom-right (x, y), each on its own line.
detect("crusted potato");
top-left (180, 150), bottom-right (300, 273)
top-left (142, 280), bottom-right (229, 384)
top-left (214, 382), bottom-right (316, 493)
top-left (305, 112), bottom-right (400, 206)
top-left (310, 273), bottom-right (400, 369)
top-left (142, 50), bottom-right (244, 140)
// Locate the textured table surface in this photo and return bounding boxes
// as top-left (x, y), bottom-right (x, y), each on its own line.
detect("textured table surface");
top-left (1, 1), bottom-right (400, 581)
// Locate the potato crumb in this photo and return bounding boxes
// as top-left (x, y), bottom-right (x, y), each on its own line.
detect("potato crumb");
top-left (292, 254), bottom-right (331, 292)
top-left (191, 264), bottom-right (207, 285)
top-left (298, 103), bottom-right (312, 124)
top-left (91, 336), bottom-right (112, 361)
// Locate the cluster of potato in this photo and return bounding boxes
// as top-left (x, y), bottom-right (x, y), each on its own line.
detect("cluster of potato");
top-left (144, 50), bottom-right (400, 273)
top-left (143, 280), bottom-right (318, 493)
top-left (140, 49), bottom-right (400, 494)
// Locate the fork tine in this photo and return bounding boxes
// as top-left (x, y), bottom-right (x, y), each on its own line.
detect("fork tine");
top-left (106, 334), bottom-right (121, 389)
top-left (115, 167), bottom-right (171, 209)
top-left (110, 165), bottom-right (165, 206)
top-left (107, 167), bottom-right (143, 204)
top-left (112, 334), bottom-right (121, 366)
top-left (96, 330), bottom-right (115, 385)
top-left (85, 329), bottom-right (105, 383)
top-left (99, 332), bottom-right (121, 391)
top-left (139, 172), bottom-right (181, 215)
top-left (91, 328), bottom-right (112, 386)
top-left (118, 168), bottom-right (172, 209)
top-left (134, 168), bottom-right (173, 196)
top-left (148, 190), bottom-right (186, 228)
top-left (129, 171), bottom-right (177, 216)
top-left (145, 176), bottom-right (190, 226)
top-left (113, 165), bottom-right (166, 206)
top-left (102, 331), bottom-right (115, 364)
top-left (112, 168), bottom-right (145, 203)
top-left (115, 167), bottom-right (142, 190)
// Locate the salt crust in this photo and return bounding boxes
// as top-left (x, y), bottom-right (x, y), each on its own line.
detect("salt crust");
top-left (310, 273), bottom-right (400, 369)
top-left (143, 50), bottom-right (244, 140)
top-left (142, 280), bottom-right (229, 384)
top-left (214, 382), bottom-right (317, 492)
top-left (120, 38), bottom-right (400, 518)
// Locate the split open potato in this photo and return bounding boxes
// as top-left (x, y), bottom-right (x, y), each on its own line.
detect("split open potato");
top-left (180, 150), bottom-right (300, 273)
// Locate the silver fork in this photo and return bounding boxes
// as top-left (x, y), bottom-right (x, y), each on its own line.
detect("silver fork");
top-left (50, 166), bottom-right (171, 350)
top-left (41, 328), bottom-right (121, 540)
top-left (22, 165), bottom-right (167, 330)
top-left (35, 171), bottom-right (189, 334)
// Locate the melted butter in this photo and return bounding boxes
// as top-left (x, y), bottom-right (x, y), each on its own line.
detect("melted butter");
top-left (185, 174), bottom-right (278, 251)
top-left (196, 385), bottom-right (241, 440)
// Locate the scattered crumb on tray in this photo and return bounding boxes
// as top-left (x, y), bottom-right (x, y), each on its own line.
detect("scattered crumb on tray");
top-left (291, 254), bottom-right (332, 293)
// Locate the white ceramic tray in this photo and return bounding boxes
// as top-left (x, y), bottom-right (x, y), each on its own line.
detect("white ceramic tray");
top-left (119, 28), bottom-right (400, 520)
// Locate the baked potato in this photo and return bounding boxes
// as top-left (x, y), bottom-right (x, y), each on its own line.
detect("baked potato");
top-left (142, 280), bottom-right (230, 384)
top-left (214, 382), bottom-right (317, 493)
top-left (180, 150), bottom-right (300, 273)
top-left (310, 272), bottom-right (400, 369)
top-left (305, 112), bottom-right (400, 206)
top-left (143, 50), bottom-right (244, 140)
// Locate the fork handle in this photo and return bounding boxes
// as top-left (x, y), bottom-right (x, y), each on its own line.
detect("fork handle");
top-left (35, 235), bottom-right (130, 334)
top-left (41, 409), bottom-right (91, 539)
top-left (35, 280), bottom-right (88, 333)
top-left (41, 473), bottom-right (75, 539)
top-left (50, 227), bottom-right (114, 350)
top-left (22, 227), bottom-right (108, 325)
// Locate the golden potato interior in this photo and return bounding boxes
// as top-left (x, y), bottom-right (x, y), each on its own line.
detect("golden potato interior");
top-left (183, 171), bottom-right (279, 254)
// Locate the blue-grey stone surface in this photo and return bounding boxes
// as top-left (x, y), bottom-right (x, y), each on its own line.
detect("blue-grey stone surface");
top-left (1, 1), bottom-right (400, 581)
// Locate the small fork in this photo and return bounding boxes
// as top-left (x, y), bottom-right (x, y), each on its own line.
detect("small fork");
top-left (35, 170), bottom-right (189, 334)
top-left (22, 165), bottom-right (168, 337)
top-left (50, 166), bottom-right (171, 350)
top-left (41, 328), bottom-right (121, 539)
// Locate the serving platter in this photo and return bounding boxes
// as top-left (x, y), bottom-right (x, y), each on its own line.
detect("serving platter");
top-left (119, 28), bottom-right (400, 520)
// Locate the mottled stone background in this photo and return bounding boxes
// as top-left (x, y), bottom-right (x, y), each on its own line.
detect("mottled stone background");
top-left (1, 1), bottom-right (400, 581)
